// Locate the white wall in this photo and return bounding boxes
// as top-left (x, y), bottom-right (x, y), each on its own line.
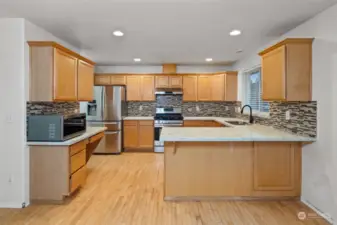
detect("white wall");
top-left (0, 18), bottom-right (81, 208)
top-left (95, 65), bottom-right (233, 74)
top-left (0, 18), bottom-right (26, 208)
top-left (234, 4), bottom-right (337, 222)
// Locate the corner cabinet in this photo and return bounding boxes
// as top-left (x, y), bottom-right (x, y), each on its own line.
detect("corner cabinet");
top-left (259, 38), bottom-right (313, 101)
top-left (28, 41), bottom-right (95, 102)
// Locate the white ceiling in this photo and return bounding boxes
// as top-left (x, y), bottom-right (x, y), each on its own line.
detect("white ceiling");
top-left (1, 0), bottom-right (336, 65)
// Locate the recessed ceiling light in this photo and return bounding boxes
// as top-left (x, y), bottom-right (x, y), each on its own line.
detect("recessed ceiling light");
top-left (205, 58), bottom-right (213, 62)
top-left (230, 30), bottom-right (241, 36)
top-left (113, 30), bottom-right (124, 37)
top-left (236, 49), bottom-right (243, 53)
top-left (134, 58), bottom-right (141, 62)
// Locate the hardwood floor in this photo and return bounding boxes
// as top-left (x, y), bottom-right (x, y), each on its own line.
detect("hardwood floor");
top-left (0, 153), bottom-right (329, 225)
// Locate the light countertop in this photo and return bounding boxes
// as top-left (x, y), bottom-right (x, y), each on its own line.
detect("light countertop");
top-left (160, 120), bottom-right (315, 142)
top-left (123, 117), bottom-right (154, 120)
top-left (27, 127), bottom-right (107, 146)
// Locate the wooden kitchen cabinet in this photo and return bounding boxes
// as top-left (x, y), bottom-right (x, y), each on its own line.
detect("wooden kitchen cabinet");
top-left (127, 75), bottom-right (155, 101)
top-left (110, 75), bottom-right (126, 85)
top-left (225, 72), bottom-right (238, 101)
top-left (252, 142), bottom-right (301, 197)
top-left (28, 41), bottom-right (95, 102)
top-left (126, 76), bottom-right (142, 101)
top-left (95, 74), bottom-right (111, 85)
top-left (141, 76), bottom-right (155, 101)
top-left (197, 75), bottom-right (212, 101)
top-left (156, 76), bottom-right (170, 88)
top-left (155, 75), bottom-right (183, 88)
top-left (77, 60), bottom-right (94, 101)
top-left (29, 133), bottom-right (104, 203)
top-left (53, 48), bottom-right (78, 101)
top-left (184, 120), bottom-right (224, 127)
top-left (211, 74), bottom-right (225, 101)
top-left (259, 38), bottom-right (313, 101)
top-left (183, 76), bottom-right (198, 101)
top-left (124, 121), bottom-right (139, 148)
top-left (169, 76), bottom-right (183, 88)
top-left (124, 120), bottom-right (154, 151)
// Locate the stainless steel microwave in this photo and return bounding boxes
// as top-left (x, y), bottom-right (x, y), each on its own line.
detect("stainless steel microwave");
top-left (27, 113), bottom-right (86, 142)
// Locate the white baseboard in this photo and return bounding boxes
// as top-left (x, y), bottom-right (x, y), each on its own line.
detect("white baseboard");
top-left (0, 201), bottom-right (30, 209)
top-left (301, 199), bottom-right (334, 224)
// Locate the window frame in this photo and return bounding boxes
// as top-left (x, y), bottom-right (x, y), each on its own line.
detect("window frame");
top-left (242, 66), bottom-right (270, 118)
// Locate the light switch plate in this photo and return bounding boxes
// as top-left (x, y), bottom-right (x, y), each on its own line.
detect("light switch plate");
top-left (286, 110), bottom-right (291, 120)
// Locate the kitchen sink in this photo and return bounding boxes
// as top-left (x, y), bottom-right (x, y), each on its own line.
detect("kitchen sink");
top-left (226, 121), bottom-right (250, 126)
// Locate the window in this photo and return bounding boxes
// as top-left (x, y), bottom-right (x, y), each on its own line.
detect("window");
top-left (245, 68), bottom-right (269, 113)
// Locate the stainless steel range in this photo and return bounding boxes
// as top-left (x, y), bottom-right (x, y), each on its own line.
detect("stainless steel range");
top-left (154, 107), bottom-right (183, 153)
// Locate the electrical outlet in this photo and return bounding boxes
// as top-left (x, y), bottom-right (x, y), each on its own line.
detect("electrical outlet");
top-left (6, 115), bottom-right (13, 124)
top-left (139, 105), bottom-right (143, 111)
top-left (285, 110), bottom-right (291, 120)
top-left (196, 105), bottom-right (200, 112)
top-left (225, 106), bottom-right (229, 110)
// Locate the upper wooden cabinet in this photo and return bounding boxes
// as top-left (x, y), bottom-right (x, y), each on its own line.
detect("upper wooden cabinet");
top-left (94, 74), bottom-right (126, 85)
top-left (197, 75), bottom-right (212, 101)
top-left (183, 76), bottom-right (198, 101)
top-left (77, 60), bottom-right (94, 101)
top-left (259, 38), bottom-right (313, 101)
top-left (28, 41), bottom-right (95, 102)
top-left (126, 75), bottom-right (155, 101)
top-left (155, 75), bottom-right (183, 88)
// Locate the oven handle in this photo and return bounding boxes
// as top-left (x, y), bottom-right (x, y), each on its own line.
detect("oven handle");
top-left (155, 124), bottom-right (183, 128)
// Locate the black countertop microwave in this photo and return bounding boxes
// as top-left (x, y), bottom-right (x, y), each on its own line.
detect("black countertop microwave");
top-left (27, 113), bottom-right (86, 142)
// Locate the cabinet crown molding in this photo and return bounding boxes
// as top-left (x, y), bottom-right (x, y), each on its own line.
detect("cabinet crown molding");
top-left (28, 41), bottom-right (95, 66)
top-left (259, 38), bottom-right (314, 56)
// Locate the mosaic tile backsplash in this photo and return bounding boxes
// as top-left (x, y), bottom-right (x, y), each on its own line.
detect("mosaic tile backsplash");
top-left (27, 102), bottom-right (79, 115)
top-left (183, 102), bottom-right (240, 117)
top-left (127, 102), bottom-right (156, 116)
top-left (237, 101), bottom-right (317, 138)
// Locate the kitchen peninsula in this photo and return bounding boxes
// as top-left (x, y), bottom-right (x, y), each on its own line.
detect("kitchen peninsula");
top-left (161, 119), bottom-right (315, 201)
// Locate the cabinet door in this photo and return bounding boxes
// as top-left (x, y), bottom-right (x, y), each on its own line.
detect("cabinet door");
top-left (262, 45), bottom-right (286, 101)
top-left (141, 76), bottom-right (155, 101)
top-left (211, 74), bottom-right (225, 101)
top-left (77, 60), bottom-right (94, 101)
top-left (138, 121), bottom-right (154, 149)
top-left (155, 76), bottom-right (170, 88)
top-left (225, 73), bottom-right (238, 101)
top-left (124, 121), bottom-right (138, 148)
top-left (197, 75), bottom-right (212, 101)
top-left (183, 76), bottom-right (198, 101)
top-left (126, 76), bottom-right (141, 101)
top-left (183, 120), bottom-right (205, 127)
top-left (253, 142), bottom-right (299, 191)
top-left (110, 75), bottom-right (126, 85)
top-left (170, 76), bottom-right (183, 88)
top-left (53, 48), bottom-right (78, 101)
top-left (94, 75), bottom-right (111, 85)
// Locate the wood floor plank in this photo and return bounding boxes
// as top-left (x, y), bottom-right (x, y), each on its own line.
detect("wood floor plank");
top-left (0, 153), bottom-right (330, 225)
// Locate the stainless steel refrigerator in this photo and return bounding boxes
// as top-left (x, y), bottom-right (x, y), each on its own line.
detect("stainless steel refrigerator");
top-left (85, 86), bottom-right (126, 154)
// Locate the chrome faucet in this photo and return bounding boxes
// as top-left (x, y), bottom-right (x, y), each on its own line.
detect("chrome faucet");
top-left (240, 105), bottom-right (254, 124)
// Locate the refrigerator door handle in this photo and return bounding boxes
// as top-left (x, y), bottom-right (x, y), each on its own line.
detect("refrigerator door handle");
top-left (105, 131), bottom-right (119, 134)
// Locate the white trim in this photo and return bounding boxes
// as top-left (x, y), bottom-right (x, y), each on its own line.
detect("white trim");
top-left (301, 199), bottom-right (334, 224)
top-left (0, 202), bottom-right (28, 208)
top-left (242, 111), bottom-right (270, 118)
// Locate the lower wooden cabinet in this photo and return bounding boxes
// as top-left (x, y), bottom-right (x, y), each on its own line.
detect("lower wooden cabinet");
top-left (29, 132), bottom-right (104, 203)
top-left (183, 120), bottom-right (224, 127)
top-left (124, 120), bottom-right (154, 151)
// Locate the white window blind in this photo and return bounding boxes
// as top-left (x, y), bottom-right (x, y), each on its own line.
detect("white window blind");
top-left (246, 69), bottom-right (269, 113)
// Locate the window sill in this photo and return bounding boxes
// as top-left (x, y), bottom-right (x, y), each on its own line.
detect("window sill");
top-left (242, 111), bottom-right (270, 118)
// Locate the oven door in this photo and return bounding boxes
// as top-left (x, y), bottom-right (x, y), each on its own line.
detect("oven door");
top-left (154, 126), bottom-right (163, 153)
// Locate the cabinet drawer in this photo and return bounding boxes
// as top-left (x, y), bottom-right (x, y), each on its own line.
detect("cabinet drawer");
top-left (70, 150), bottom-right (86, 174)
top-left (124, 120), bottom-right (138, 126)
top-left (69, 139), bottom-right (88, 156)
top-left (89, 132), bottom-right (104, 143)
top-left (70, 166), bottom-right (86, 193)
top-left (139, 120), bottom-right (153, 126)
